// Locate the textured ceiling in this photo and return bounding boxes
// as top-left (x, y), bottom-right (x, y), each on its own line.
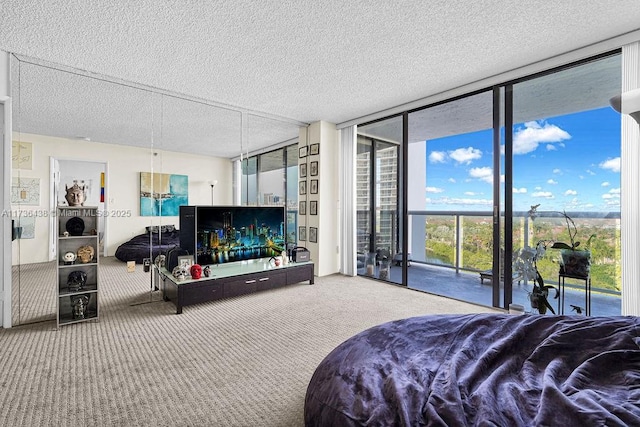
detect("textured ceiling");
top-left (2, 1), bottom-right (640, 158)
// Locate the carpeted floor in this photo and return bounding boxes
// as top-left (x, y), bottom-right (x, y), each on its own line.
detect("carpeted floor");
top-left (1, 257), bottom-right (499, 426)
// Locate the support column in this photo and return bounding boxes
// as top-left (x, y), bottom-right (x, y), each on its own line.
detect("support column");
top-left (1, 50), bottom-right (12, 328)
top-left (298, 121), bottom-right (339, 277)
top-left (621, 42), bottom-right (640, 316)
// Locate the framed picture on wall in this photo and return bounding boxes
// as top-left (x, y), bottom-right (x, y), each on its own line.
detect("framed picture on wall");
top-left (299, 200), bottom-right (306, 215)
top-left (300, 163), bottom-right (307, 178)
top-left (310, 161), bottom-right (318, 176)
top-left (299, 180), bottom-right (307, 195)
top-left (309, 227), bottom-right (317, 243)
top-left (310, 143), bottom-right (319, 156)
top-left (299, 226), bottom-right (306, 241)
top-left (310, 179), bottom-right (318, 194)
top-left (310, 200), bottom-right (317, 215)
top-left (299, 146), bottom-right (308, 158)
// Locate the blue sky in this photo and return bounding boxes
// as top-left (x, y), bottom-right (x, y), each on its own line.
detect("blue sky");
top-left (424, 107), bottom-right (621, 213)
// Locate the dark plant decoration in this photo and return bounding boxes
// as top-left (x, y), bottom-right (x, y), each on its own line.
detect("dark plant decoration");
top-left (529, 204), bottom-right (595, 278)
top-left (522, 204), bottom-right (595, 313)
top-left (519, 239), bottom-right (559, 314)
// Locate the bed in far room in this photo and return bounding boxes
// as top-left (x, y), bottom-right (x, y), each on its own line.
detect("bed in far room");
top-left (304, 313), bottom-right (640, 426)
top-left (114, 225), bottom-right (180, 264)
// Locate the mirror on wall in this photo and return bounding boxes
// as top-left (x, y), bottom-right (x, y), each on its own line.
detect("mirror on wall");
top-left (9, 55), bottom-right (302, 326)
top-left (11, 57), bottom-right (156, 325)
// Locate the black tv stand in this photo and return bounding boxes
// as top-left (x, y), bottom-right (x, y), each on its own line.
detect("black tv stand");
top-left (155, 260), bottom-right (314, 314)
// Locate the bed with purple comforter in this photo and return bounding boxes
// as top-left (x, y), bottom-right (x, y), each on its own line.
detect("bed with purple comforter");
top-left (305, 313), bottom-right (640, 426)
top-left (114, 226), bottom-right (180, 264)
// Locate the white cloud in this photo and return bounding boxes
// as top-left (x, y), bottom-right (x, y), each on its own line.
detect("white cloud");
top-left (464, 191), bottom-right (476, 196)
top-left (601, 181), bottom-right (610, 187)
top-left (449, 147), bottom-right (482, 165)
top-left (546, 144), bottom-right (557, 151)
top-left (600, 157), bottom-right (621, 173)
top-left (448, 177), bottom-right (456, 183)
top-left (513, 187), bottom-right (527, 194)
top-left (429, 151), bottom-right (447, 163)
top-left (553, 168), bottom-right (562, 174)
top-left (426, 186), bottom-right (444, 193)
top-left (586, 169), bottom-right (596, 176)
top-left (512, 121), bottom-right (571, 155)
top-left (564, 189), bottom-right (577, 196)
top-left (427, 196), bottom-right (493, 206)
top-left (532, 191), bottom-right (554, 199)
top-left (602, 188), bottom-right (621, 200)
top-left (469, 167), bottom-right (493, 184)
top-left (547, 179), bottom-right (557, 185)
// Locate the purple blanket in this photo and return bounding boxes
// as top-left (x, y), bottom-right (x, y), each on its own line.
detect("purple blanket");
top-left (305, 314), bottom-right (640, 426)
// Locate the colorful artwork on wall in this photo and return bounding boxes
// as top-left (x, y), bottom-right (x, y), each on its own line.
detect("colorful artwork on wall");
top-left (140, 172), bottom-right (188, 216)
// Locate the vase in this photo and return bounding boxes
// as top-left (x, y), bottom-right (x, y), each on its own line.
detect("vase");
top-left (559, 249), bottom-right (591, 278)
top-left (365, 252), bottom-right (376, 276)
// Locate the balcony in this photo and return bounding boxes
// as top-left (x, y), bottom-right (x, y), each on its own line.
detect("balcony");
top-left (358, 210), bottom-right (621, 316)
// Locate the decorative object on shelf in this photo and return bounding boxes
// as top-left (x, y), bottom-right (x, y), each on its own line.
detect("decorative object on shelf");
top-left (172, 265), bottom-right (189, 281)
top-left (309, 143), bottom-right (319, 156)
top-left (154, 254), bottom-right (166, 268)
top-left (310, 179), bottom-right (318, 194)
top-left (62, 251), bottom-right (77, 265)
top-left (300, 163), bottom-right (307, 178)
top-left (310, 200), bottom-right (318, 215)
top-left (77, 245), bottom-right (95, 263)
top-left (66, 216), bottom-right (85, 236)
top-left (64, 182), bottom-right (86, 206)
top-left (190, 263), bottom-right (202, 279)
top-left (378, 256), bottom-right (391, 280)
top-left (63, 231), bottom-right (70, 237)
top-left (299, 146), bottom-right (308, 158)
top-left (281, 250), bottom-right (288, 265)
top-left (178, 255), bottom-right (194, 269)
top-left (203, 265), bottom-right (212, 277)
top-left (365, 252), bottom-right (376, 276)
top-left (70, 294), bottom-right (90, 319)
top-left (310, 161), bottom-right (318, 176)
top-left (67, 270), bottom-right (87, 292)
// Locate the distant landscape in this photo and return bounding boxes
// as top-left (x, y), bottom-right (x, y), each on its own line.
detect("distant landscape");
top-left (425, 215), bottom-right (620, 292)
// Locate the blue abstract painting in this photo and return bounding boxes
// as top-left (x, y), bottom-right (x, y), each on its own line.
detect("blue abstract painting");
top-left (140, 172), bottom-right (188, 216)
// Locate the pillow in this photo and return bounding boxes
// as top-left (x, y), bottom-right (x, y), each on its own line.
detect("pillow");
top-left (145, 224), bottom-right (176, 234)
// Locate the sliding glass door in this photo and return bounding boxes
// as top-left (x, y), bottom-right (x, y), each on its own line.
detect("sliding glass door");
top-left (407, 91), bottom-right (499, 305)
top-left (356, 116), bottom-right (403, 285)
top-left (510, 53), bottom-right (622, 315)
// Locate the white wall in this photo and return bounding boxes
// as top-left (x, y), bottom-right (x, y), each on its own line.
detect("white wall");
top-left (12, 132), bottom-right (233, 264)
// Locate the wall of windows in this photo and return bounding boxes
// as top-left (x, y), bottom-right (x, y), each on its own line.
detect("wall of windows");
top-left (355, 51), bottom-right (623, 314)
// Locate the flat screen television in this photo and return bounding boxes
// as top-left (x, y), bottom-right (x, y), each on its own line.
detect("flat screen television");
top-left (180, 205), bottom-right (286, 265)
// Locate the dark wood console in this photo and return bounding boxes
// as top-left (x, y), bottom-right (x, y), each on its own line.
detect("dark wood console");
top-left (156, 261), bottom-right (314, 314)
